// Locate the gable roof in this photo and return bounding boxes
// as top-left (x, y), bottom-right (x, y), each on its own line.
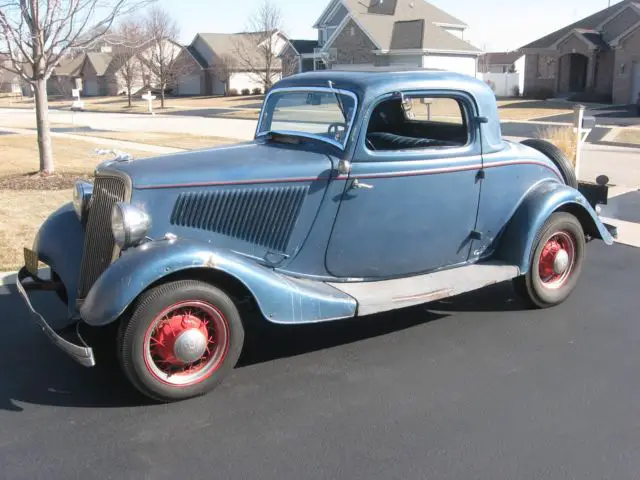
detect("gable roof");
top-left (290, 39), bottom-right (320, 55)
top-left (521, 0), bottom-right (638, 49)
top-left (335, 0), bottom-right (480, 53)
top-left (53, 54), bottom-right (86, 76)
top-left (482, 51), bottom-right (523, 66)
top-left (85, 52), bottom-right (113, 76)
top-left (186, 45), bottom-right (209, 68)
top-left (196, 32), bottom-right (284, 69)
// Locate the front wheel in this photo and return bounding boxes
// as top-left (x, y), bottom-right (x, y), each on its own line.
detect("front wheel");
top-left (513, 212), bottom-right (585, 309)
top-left (117, 280), bottom-right (245, 402)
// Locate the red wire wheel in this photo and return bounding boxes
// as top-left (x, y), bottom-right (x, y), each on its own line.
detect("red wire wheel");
top-left (513, 212), bottom-right (586, 309)
top-left (537, 231), bottom-right (576, 290)
top-left (143, 301), bottom-right (230, 386)
top-left (118, 280), bottom-right (245, 402)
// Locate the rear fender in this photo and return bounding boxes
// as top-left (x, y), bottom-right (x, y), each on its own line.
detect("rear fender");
top-left (79, 238), bottom-right (357, 327)
top-left (496, 181), bottom-right (615, 272)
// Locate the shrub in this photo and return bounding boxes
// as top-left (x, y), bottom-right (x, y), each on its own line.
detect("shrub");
top-left (241, 88), bottom-right (251, 96)
top-left (524, 87), bottom-right (555, 100)
top-left (252, 87), bottom-right (262, 95)
top-left (227, 88), bottom-right (239, 96)
top-left (511, 85), bottom-right (521, 97)
top-left (536, 125), bottom-right (577, 167)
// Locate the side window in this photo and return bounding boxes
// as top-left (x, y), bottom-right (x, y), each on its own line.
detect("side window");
top-left (365, 94), bottom-right (470, 152)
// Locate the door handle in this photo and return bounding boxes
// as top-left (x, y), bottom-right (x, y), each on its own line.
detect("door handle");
top-left (350, 179), bottom-right (374, 190)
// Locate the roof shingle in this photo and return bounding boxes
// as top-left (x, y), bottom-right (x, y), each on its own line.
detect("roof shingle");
top-left (342, 0), bottom-right (481, 53)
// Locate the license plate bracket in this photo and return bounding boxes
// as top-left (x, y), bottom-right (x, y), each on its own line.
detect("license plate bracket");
top-left (24, 247), bottom-right (39, 277)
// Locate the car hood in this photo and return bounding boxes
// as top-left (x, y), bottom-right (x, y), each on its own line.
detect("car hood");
top-left (97, 140), bottom-right (334, 189)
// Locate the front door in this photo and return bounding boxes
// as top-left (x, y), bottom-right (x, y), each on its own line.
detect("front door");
top-left (326, 92), bottom-right (482, 279)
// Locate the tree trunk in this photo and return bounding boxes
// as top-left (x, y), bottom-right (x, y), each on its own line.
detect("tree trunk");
top-left (127, 87), bottom-right (132, 108)
top-left (160, 86), bottom-right (165, 109)
top-left (34, 78), bottom-right (54, 174)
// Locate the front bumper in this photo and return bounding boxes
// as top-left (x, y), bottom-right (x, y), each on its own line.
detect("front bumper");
top-left (16, 267), bottom-right (95, 367)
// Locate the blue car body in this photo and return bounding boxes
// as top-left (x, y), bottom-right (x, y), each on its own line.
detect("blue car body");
top-left (19, 70), bottom-right (615, 367)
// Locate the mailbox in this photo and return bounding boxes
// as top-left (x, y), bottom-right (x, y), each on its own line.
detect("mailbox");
top-left (582, 115), bottom-right (597, 130)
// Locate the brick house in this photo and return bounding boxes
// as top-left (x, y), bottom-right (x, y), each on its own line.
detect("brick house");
top-left (521, 0), bottom-right (640, 104)
top-left (312, 0), bottom-right (482, 77)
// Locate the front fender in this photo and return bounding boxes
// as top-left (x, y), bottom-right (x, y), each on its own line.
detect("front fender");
top-left (497, 181), bottom-right (615, 272)
top-left (80, 238), bottom-right (357, 327)
top-left (33, 202), bottom-right (84, 316)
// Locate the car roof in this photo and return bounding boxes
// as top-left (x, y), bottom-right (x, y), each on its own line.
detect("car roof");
top-left (271, 68), bottom-right (504, 156)
top-left (273, 68), bottom-right (489, 97)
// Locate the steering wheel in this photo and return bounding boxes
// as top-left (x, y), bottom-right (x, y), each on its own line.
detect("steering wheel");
top-left (328, 122), bottom-right (347, 141)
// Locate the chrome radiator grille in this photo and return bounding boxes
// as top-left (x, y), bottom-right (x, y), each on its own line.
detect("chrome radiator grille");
top-left (77, 175), bottom-right (128, 299)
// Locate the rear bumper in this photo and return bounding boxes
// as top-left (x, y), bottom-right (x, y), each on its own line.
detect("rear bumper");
top-left (16, 267), bottom-right (95, 368)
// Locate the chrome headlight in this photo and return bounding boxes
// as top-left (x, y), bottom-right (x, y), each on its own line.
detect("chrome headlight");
top-left (73, 181), bottom-right (93, 220)
top-left (111, 203), bottom-right (151, 249)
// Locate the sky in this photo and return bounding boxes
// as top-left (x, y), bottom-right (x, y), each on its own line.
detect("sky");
top-left (155, 0), bottom-right (624, 52)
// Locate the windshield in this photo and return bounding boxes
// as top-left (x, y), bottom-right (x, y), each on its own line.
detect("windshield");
top-left (257, 88), bottom-right (358, 148)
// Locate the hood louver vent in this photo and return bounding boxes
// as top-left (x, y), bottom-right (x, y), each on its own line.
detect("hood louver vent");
top-left (170, 186), bottom-right (309, 253)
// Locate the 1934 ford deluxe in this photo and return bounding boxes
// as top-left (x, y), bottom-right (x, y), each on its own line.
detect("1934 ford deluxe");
top-left (17, 70), bottom-right (617, 402)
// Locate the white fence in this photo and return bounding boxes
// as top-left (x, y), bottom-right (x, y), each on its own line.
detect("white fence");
top-left (481, 72), bottom-right (522, 97)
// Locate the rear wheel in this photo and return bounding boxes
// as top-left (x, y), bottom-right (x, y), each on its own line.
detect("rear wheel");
top-left (117, 280), bottom-right (244, 402)
top-left (513, 212), bottom-right (585, 308)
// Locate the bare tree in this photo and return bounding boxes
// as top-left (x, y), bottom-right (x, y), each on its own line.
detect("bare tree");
top-left (108, 18), bottom-right (146, 107)
top-left (232, 0), bottom-right (288, 92)
top-left (0, 0), bottom-right (154, 174)
top-left (213, 54), bottom-right (236, 96)
top-left (143, 6), bottom-right (188, 108)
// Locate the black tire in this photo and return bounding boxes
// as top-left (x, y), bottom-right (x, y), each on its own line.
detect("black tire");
top-left (520, 138), bottom-right (578, 189)
top-left (513, 212), bottom-right (585, 309)
top-left (117, 280), bottom-right (245, 403)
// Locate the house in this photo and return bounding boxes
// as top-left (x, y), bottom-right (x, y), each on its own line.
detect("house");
top-left (479, 51), bottom-right (526, 97)
top-left (136, 38), bottom-right (205, 96)
top-left (180, 31), bottom-right (295, 95)
top-left (479, 52), bottom-right (525, 74)
top-left (312, 0), bottom-right (483, 77)
top-left (520, 0), bottom-right (640, 104)
top-left (49, 51), bottom-right (117, 97)
top-left (289, 40), bottom-right (321, 73)
top-left (0, 54), bottom-right (30, 95)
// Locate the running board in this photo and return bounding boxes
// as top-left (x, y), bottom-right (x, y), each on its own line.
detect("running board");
top-left (327, 262), bottom-right (520, 317)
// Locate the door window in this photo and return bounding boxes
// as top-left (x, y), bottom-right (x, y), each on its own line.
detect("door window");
top-left (365, 94), bottom-right (470, 152)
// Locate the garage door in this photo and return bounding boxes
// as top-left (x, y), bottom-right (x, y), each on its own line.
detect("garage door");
top-left (84, 79), bottom-right (98, 96)
top-left (178, 74), bottom-right (201, 96)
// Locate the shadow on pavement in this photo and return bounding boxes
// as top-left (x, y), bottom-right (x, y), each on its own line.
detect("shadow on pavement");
top-left (1, 280), bottom-right (526, 411)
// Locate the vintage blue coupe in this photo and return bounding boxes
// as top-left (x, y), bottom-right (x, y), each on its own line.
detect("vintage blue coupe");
top-left (18, 70), bottom-right (617, 402)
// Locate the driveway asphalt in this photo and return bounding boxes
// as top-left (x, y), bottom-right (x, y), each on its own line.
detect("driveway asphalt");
top-left (1, 242), bottom-right (639, 479)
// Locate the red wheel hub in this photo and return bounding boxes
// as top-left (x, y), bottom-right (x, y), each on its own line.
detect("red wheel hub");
top-left (537, 231), bottom-right (576, 289)
top-left (151, 312), bottom-right (209, 366)
top-left (539, 239), bottom-right (563, 279)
